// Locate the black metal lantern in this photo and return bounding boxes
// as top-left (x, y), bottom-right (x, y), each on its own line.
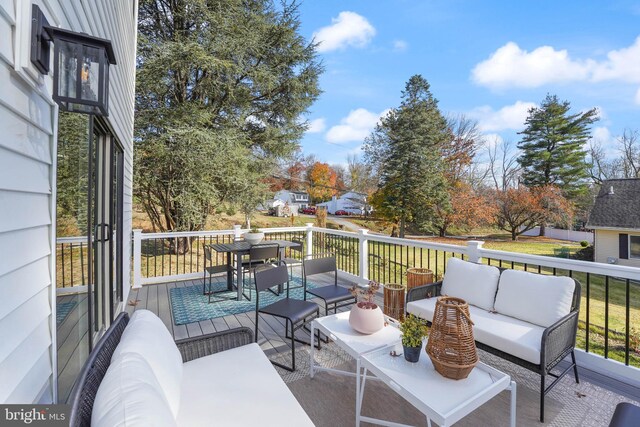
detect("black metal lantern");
top-left (31, 5), bottom-right (116, 116)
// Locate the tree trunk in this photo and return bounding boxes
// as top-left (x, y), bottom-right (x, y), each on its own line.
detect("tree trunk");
top-left (439, 228), bottom-right (446, 238)
top-left (245, 213), bottom-right (251, 229)
top-left (512, 230), bottom-right (518, 241)
top-left (169, 236), bottom-right (191, 255)
top-left (399, 217), bottom-right (406, 238)
top-left (539, 223), bottom-right (546, 236)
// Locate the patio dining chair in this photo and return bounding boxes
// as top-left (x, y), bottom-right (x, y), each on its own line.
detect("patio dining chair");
top-left (203, 246), bottom-right (232, 303)
top-left (302, 255), bottom-right (356, 316)
top-left (254, 264), bottom-right (321, 371)
top-left (281, 239), bottom-right (304, 283)
top-left (238, 243), bottom-right (280, 300)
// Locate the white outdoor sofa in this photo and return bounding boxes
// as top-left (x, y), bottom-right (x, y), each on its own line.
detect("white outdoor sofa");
top-left (406, 257), bottom-right (581, 423)
top-left (68, 309), bottom-right (313, 427)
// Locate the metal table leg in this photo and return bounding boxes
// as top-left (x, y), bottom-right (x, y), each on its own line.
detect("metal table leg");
top-left (226, 252), bottom-right (233, 291)
top-left (510, 380), bottom-right (517, 427)
top-left (236, 251), bottom-right (243, 301)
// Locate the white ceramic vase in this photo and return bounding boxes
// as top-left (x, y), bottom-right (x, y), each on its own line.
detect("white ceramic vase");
top-left (243, 232), bottom-right (265, 245)
top-left (349, 303), bottom-right (384, 334)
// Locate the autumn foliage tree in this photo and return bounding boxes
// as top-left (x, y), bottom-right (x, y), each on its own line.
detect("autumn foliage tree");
top-left (306, 162), bottom-right (338, 202)
top-left (433, 182), bottom-right (495, 237)
top-left (492, 185), bottom-right (573, 240)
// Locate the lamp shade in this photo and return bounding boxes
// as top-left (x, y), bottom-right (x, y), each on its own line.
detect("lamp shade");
top-left (52, 30), bottom-right (115, 116)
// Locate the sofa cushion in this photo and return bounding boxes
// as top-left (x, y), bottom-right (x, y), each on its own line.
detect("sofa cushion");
top-left (494, 269), bottom-right (575, 328)
top-left (92, 352), bottom-right (177, 427)
top-left (440, 258), bottom-right (501, 311)
top-left (407, 297), bottom-right (544, 364)
top-left (176, 343), bottom-right (314, 427)
top-left (112, 310), bottom-right (183, 417)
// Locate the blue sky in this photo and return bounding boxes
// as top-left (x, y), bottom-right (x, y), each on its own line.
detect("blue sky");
top-left (296, 1), bottom-right (640, 165)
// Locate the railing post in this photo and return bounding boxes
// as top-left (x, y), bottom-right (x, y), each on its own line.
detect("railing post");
top-left (305, 223), bottom-right (314, 258)
top-left (359, 229), bottom-right (369, 280)
top-left (466, 240), bottom-right (485, 264)
top-left (233, 224), bottom-right (242, 241)
top-left (133, 229), bottom-right (142, 289)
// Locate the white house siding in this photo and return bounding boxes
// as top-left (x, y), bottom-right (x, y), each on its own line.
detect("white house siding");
top-left (0, 0), bottom-right (137, 404)
top-left (594, 229), bottom-right (640, 268)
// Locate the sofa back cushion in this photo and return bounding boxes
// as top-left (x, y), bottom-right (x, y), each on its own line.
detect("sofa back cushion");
top-left (92, 352), bottom-right (177, 427)
top-left (494, 269), bottom-right (575, 327)
top-left (440, 257), bottom-right (501, 311)
top-left (111, 310), bottom-right (183, 417)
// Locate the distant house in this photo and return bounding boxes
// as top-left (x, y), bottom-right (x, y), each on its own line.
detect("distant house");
top-left (587, 179), bottom-right (640, 266)
top-left (274, 190), bottom-right (310, 213)
top-left (316, 191), bottom-right (369, 215)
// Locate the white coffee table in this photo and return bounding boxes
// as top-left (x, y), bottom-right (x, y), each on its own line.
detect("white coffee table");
top-left (359, 343), bottom-right (516, 427)
top-left (309, 311), bottom-right (402, 424)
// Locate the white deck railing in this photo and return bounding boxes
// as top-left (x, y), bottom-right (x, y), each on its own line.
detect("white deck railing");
top-left (57, 224), bottom-right (640, 385)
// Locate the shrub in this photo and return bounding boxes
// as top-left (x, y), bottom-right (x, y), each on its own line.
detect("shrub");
top-left (580, 240), bottom-right (589, 247)
top-left (572, 245), bottom-right (594, 261)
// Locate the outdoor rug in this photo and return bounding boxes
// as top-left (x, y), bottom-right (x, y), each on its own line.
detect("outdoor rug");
top-left (170, 276), bottom-right (320, 325)
top-left (56, 300), bottom-right (78, 326)
top-left (277, 343), bottom-right (639, 427)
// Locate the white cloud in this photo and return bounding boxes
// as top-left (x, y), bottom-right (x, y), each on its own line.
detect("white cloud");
top-left (313, 12), bottom-right (376, 53)
top-left (468, 101), bottom-right (536, 132)
top-left (393, 40), bottom-right (408, 52)
top-left (325, 108), bottom-right (390, 143)
top-left (635, 88), bottom-right (640, 105)
top-left (481, 133), bottom-right (504, 148)
top-left (471, 43), bottom-right (591, 89)
top-left (307, 118), bottom-right (326, 133)
top-left (592, 126), bottom-right (615, 144)
top-left (471, 36), bottom-right (640, 89)
top-left (591, 37), bottom-right (640, 83)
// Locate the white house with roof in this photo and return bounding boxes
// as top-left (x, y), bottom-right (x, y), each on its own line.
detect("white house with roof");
top-left (316, 191), bottom-right (369, 214)
top-left (587, 178), bottom-right (640, 267)
top-left (274, 189), bottom-right (310, 211)
top-left (0, 1), bottom-right (137, 404)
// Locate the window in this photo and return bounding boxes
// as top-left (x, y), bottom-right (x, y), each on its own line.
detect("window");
top-left (630, 235), bottom-right (640, 259)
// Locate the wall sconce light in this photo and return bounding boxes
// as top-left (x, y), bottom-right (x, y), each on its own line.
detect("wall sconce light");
top-left (31, 5), bottom-right (117, 116)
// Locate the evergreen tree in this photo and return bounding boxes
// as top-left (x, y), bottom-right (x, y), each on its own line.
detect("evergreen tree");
top-left (518, 94), bottom-right (598, 200)
top-left (363, 75), bottom-right (450, 238)
top-left (135, 0), bottom-right (322, 243)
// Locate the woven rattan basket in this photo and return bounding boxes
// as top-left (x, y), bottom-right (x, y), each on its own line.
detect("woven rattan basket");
top-left (406, 268), bottom-right (434, 292)
top-left (426, 296), bottom-right (478, 380)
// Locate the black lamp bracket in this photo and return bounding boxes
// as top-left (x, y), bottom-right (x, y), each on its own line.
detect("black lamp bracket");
top-left (31, 5), bottom-right (117, 75)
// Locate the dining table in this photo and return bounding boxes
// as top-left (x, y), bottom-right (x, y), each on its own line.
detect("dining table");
top-left (207, 239), bottom-right (302, 301)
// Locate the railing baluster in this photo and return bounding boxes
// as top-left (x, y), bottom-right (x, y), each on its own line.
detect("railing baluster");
top-left (626, 278), bottom-right (630, 366)
top-left (605, 275), bottom-right (609, 358)
top-left (585, 273), bottom-right (590, 353)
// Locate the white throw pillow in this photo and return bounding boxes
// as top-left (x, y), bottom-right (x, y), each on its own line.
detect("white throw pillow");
top-left (92, 352), bottom-right (177, 427)
top-left (112, 310), bottom-right (183, 417)
top-left (494, 269), bottom-right (575, 328)
top-left (440, 257), bottom-right (501, 311)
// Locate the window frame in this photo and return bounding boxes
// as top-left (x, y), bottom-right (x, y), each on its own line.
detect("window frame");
top-left (629, 235), bottom-right (640, 259)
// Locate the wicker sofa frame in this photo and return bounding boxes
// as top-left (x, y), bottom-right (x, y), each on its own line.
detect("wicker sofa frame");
top-left (68, 312), bottom-right (253, 427)
top-left (407, 274), bottom-right (581, 423)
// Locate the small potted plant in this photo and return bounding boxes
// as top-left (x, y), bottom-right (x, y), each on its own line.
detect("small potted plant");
top-left (399, 314), bottom-right (428, 363)
top-left (348, 281), bottom-right (384, 334)
top-left (243, 227), bottom-right (264, 245)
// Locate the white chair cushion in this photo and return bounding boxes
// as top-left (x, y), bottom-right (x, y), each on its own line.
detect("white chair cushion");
top-left (92, 352), bottom-right (177, 427)
top-left (407, 298), bottom-right (543, 364)
top-left (112, 310), bottom-right (183, 417)
top-left (440, 258), bottom-right (501, 311)
top-left (176, 343), bottom-right (314, 427)
top-left (494, 270), bottom-right (575, 328)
